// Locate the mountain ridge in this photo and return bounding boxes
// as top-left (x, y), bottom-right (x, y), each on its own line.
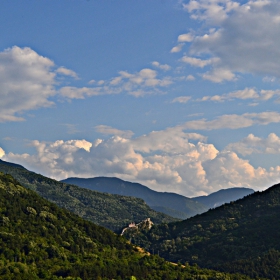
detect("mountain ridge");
top-left (0, 160), bottom-right (177, 232)
top-left (61, 176), bottom-right (254, 219)
top-left (0, 171), bottom-right (252, 279)
top-left (61, 176), bottom-right (208, 219)
top-left (192, 187), bottom-right (254, 208)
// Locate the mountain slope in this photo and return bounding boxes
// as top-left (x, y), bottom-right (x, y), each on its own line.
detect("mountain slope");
top-left (61, 176), bottom-right (207, 219)
top-left (0, 172), bottom-right (252, 279)
top-left (123, 183), bottom-right (280, 279)
top-left (192, 187), bottom-right (254, 208)
top-left (0, 160), bottom-right (177, 232)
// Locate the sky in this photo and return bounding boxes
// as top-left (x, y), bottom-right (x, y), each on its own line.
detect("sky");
top-left (1, 0), bottom-right (280, 197)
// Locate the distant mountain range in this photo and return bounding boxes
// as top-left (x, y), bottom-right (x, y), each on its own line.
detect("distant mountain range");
top-left (61, 176), bottom-right (254, 219)
top-left (192, 187), bottom-right (254, 208)
top-left (0, 159), bottom-right (176, 232)
top-left (61, 177), bottom-right (208, 219)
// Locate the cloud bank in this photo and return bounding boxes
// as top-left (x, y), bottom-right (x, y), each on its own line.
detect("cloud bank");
top-left (2, 126), bottom-right (280, 197)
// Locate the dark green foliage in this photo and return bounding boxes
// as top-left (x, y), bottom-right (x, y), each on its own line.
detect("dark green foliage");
top-left (61, 177), bottom-right (208, 219)
top-left (0, 160), bottom-right (177, 232)
top-left (0, 172), bottom-right (252, 279)
top-left (124, 183), bottom-right (280, 279)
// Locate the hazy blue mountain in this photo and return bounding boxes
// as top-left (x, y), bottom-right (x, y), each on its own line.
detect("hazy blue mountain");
top-left (0, 159), bottom-right (177, 232)
top-left (61, 176), bottom-right (208, 219)
top-left (192, 187), bottom-right (254, 208)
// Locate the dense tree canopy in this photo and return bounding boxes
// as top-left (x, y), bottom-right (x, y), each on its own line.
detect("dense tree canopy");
top-left (0, 160), bottom-right (177, 232)
top-left (124, 183), bottom-right (280, 279)
top-left (0, 172), bottom-right (253, 279)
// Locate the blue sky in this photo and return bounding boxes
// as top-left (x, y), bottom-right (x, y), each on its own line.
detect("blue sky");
top-left (1, 0), bottom-right (280, 197)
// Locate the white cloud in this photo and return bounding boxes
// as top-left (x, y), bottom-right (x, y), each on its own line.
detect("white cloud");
top-left (228, 88), bottom-right (258, 99)
top-left (0, 46), bottom-right (175, 112)
top-left (0, 46), bottom-right (56, 122)
top-left (181, 56), bottom-right (214, 68)
top-left (64, 68), bottom-right (173, 99)
top-left (56, 67), bottom-right (78, 79)
top-left (183, 0), bottom-right (280, 79)
top-left (198, 88), bottom-right (280, 102)
top-left (170, 44), bottom-right (184, 53)
top-left (0, 147), bottom-right (5, 158)
top-left (226, 133), bottom-right (280, 156)
top-left (259, 89), bottom-right (280, 101)
top-left (152, 61), bottom-right (171, 71)
top-left (95, 125), bottom-right (134, 139)
top-left (183, 0), bottom-right (240, 24)
top-left (202, 150), bottom-right (275, 191)
top-left (172, 96), bottom-right (191, 103)
top-left (178, 33), bottom-right (194, 42)
top-left (202, 68), bottom-right (236, 82)
top-left (3, 128), bottom-right (216, 196)
top-left (186, 74), bottom-right (196, 81)
top-left (59, 86), bottom-right (101, 99)
top-left (182, 111), bottom-right (280, 130)
top-left (5, 127), bottom-right (280, 196)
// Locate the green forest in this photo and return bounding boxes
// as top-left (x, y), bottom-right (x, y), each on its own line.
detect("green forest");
top-left (0, 172), bottom-right (253, 279)
top-left (123, 183), bottom-right (280, 279)
top-left (0, 160), bottom-right (176, 232)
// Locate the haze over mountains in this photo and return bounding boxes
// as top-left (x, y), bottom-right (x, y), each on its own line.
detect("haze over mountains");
top-left (193, 187), bottom-right (254, 209)
top-left (61, 177), bottom-right (254, 219)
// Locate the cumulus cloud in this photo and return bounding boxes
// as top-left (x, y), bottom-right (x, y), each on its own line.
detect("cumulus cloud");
top-left (152, 61), bottom-right (171, 71)
top-left (170, 33), bottom-right (194, 53)
top-left (226, 133), bottom-right (280, 156)
top-left (199, 88), bottom-right (280, 102)
top-left (182, 0), bottom-right (280, 79)
top-left (202, 68), bottom-right (236, 82)
top-left (181, 56), bottom-right (214, 68)
top-left (202, 150), bottom-right (275, 191)
top-left (2, 128), bottom-right (215, 196)
top-left (0, 147), bottom-right (5, 158)
top-left (172, 96), bottom-right (191, 103)
top-left (56, 67), bottom-right (78, 79)
top-left (170, 44), bottom-right (184, 53)
top-left (0, 46), bottom-right (175, 121)
top-left (0, 46), bottom-right (56, 122)
top-left (4, 125), bottom-right (280, 196)
top-left (60, 68), bottom-right (173, 99)
top-left (178, 33), bottom-right (194, 42)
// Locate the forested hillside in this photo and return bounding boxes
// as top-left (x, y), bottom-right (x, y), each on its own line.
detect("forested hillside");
top-left (124, 183), bottom-right (280, 279)
top-left (0, 160), bottom-right (176, 232)
top-left (61, 176), bottom-right (207, 219)
top-left (0, 172), bottom-right (253, 279)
